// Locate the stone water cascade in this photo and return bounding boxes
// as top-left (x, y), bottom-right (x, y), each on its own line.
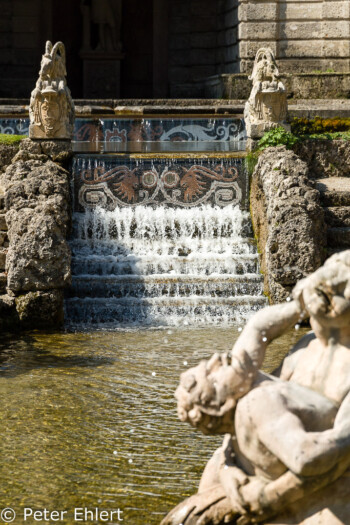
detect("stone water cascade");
top-left (66, 154), bottom-right (267, 328)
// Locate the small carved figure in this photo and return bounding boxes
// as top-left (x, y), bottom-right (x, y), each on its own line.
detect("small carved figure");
top-left (80, 0), bottom-right (122, 53)
top-left (29, 41), bottom-right (74, 140)
top-left (244, 48), bottom-right (289, 140)
top-left (162, 250), bottom-right (350, 525)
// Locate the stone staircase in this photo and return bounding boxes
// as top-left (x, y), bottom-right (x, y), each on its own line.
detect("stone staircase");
top-left (316, 178), bottom-right (350, 255)
top-left (0, 185), bottom-right (7, 293)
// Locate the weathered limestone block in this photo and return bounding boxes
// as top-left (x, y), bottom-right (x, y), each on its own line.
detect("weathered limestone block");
top-left (3, 155), bottom-right (71, 293)
top-left (250, 146), bottom-right (326, 302)
top-left (29, 41), bottom-right (74, 140)
top-left (0, 294), bottom-right (18, 331)
top-left (0, 213), bottom-right (7, 230)
top-left (294, 139), bottom-right (350, 179)
top-left (0, 247), bottom-right (6, 270)
top-left (15, 290), bottom-right (64, 328)
top-left (0, 144), bottom-right (20, 172)
top-left (244, 48), bottom-right (289, 142)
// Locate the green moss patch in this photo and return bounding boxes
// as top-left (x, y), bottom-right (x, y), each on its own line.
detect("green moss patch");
top-left (0, 133), bottom-right (26, 145)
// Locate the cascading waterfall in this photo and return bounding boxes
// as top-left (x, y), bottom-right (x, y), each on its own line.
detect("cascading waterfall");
top-left (66, 204), bottom-right (267, 328)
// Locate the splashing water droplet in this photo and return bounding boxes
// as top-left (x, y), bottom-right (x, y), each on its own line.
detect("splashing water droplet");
top-left (286, 297), bottom-right (291, 302)
top-left (152, 371), bottom-right (156, 376)
top-left (183, 360), bottom-right (188, 366)
top-left (238, 327), bottom-right (243, 332)
top-left (262, 337), bottom-right (267, 342)
top-left (224, 465), bottom-right (229, 470)
top-left (295, 324), bottom-right (300, 331)
top-left (113, 450), bottom-right (118, 455)
top-left (128, 458), bottom-right (133, 464)
top-left (163, 338), bottom-right (168, 344)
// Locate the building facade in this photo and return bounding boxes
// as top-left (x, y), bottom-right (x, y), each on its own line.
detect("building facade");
top-left (0, 0), bottom-right (349, 99)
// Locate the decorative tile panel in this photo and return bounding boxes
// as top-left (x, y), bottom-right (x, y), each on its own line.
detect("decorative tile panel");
top-left (72, 154), bottom-right (248, 211)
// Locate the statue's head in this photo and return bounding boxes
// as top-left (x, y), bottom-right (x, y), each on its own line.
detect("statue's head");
top-left (39, 41), bottom-right (67, 80)
top-left (249, 48), bottom-right (280, 84)
top-left (38, 88), bottom-right (61, 136)
top-left (175, 353), bottom-right (250, 435)
top-left (293, 250), bottom-right (350, 328)
top-left (29, 40), bottom-right (73, 140)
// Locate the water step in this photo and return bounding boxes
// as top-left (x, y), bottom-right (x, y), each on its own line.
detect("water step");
top-left (69, 274), bottom-right (263, 299)
top-left (71, 253), bottom-right (260, 277)
top-left (70, 238), bottom-right (258, 258)
top-left (327, 227), bottom-right (350, 248)
top-left (324, 207), bottom-right (350, 228)
top-left (65, 295), bottom-right (267, 326)
top-left (316, 178), bottom-right (350, 207)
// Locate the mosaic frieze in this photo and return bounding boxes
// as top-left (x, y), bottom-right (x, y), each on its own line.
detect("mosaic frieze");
top-left (74, 117), bottom-right (246, 143)
top-left (0, 118), bottom-right (29, 136)
top-left (73, 155), bottom-right (248, 211)
top-left (0, 117), bottom-right (246, 143)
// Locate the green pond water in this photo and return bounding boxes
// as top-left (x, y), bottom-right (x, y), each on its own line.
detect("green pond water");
top-left (0, 326), bottom-right (306, 525)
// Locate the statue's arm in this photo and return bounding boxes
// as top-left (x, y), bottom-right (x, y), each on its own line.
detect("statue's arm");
top-left (238, 393), bottom-right (350, 521)
top-left (232, 300), bottom-right (302, 372)
top-left (258, 393), bottom-right (350, 477)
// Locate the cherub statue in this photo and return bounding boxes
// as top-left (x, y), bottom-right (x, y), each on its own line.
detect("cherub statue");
top-left (29, 41), bottom-right (74, 139)
top-left (244, 48), bottom-right (288, 140)
top-left (162, 250), bottom-right (350, 525)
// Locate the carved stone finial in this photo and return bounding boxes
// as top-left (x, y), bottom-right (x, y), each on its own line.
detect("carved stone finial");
top-left (244, 48), bottom-right (289, 141)
top-left (29, 41), bottom-right (75, 140)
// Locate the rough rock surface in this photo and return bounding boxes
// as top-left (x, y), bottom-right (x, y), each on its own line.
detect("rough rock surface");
top-left (0, 138), bottom-right (72, 328)
top-left (294, 139), bottom-right (350, 179)
top-left (0, 143), bottom-right (19, 172)
top-left (250, 146), bottom-right (326, 302)
top-left (15, 290), bottom-right (64, 328)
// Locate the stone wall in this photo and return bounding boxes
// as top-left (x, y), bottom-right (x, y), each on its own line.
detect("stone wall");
top-left (168, 0), bottom-right (239, 97)
top-left (0, 0), bottom-right (46, 98)
top-left (250, 146), bottom-right (326, 303)
top-left (239, 0), bottom-right (350, 74)
top-left (0, 139), bottom-right (72, 331)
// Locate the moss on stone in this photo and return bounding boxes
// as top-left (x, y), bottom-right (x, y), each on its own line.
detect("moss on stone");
top-left (0, 133), bottom-right (26, 145)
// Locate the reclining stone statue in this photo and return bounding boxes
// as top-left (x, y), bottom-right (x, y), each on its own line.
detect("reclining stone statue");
top-left (161, 250), bottom-right (350, 525)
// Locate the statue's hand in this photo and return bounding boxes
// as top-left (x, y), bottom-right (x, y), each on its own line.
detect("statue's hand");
top-left (240, 478), bottom-right (268, 513)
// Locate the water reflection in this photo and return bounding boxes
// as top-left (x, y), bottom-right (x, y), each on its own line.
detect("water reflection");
top-left (0, 327), bottom-right (306, 524)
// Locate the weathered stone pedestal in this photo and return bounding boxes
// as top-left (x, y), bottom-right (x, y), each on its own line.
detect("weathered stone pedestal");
top-left (81, 52), bottom-right (124, 98)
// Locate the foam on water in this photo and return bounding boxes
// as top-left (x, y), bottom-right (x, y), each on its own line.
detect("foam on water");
top-left (66, 204), bottom-right (267, 328)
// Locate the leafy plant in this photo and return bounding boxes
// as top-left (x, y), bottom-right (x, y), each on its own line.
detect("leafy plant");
top-left (245, 151), bottom-right (260, 176)
top-left (257, 127), bottom-right (300, 151)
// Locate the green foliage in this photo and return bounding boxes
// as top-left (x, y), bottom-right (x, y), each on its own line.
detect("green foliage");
top-left (0, 133), bottom-right (26, 145)
top-left (257, 127), bottom-right (300, 151)
top-left (245, 151), bottom-right (260, 176)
